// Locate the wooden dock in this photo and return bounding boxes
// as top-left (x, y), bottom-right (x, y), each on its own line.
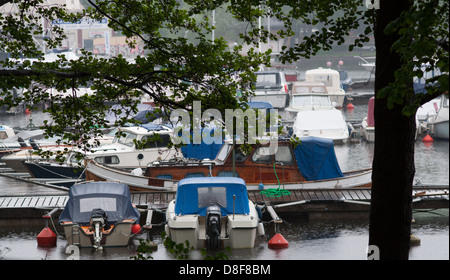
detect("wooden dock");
top-left (1, 185), bottom-right (447, 215)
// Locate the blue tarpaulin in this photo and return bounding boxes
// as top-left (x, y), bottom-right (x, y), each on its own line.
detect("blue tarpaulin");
top-left (294, 136), bottom-right (344, 181)
top-left (59, 182), bottom-right (140, 226)
top-left (174, 177), bottom-right (250, 216)
top-left (180, 126), bottom-right (222, 159)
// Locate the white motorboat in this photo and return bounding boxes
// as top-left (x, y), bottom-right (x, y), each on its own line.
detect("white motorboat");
top-left (285, 81), bottom-right (335, 120)
top-left (292, 110), bottom-right (350, 143)
top-left (415, 98), bottom-right (440, 137)
top-left (430, 94), bottom-right (449, 140)
top-left (19, 124), bottom-right (178, 182)
top-left (1, 130), bottom-right (115, 173)
top-left (165, 177), bottom-right (264, 250)
top-left (304, 68), bottom-right (346, 108)
top-left (250, 71), bottom-right (289, 109)
top-left (85, 124), bottom-right (177, 170)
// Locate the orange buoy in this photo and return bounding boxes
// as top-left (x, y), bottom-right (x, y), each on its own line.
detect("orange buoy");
top-left (37, 227), bottom-right (57, 247)
top-left (422, 134), bottom-right (433, 143)
top-left (346, 103), bottom-right (354, 109)
top-left (131, 224), bottom-right (141, 234)
top-left (268, 233), bottom-right (288, 249)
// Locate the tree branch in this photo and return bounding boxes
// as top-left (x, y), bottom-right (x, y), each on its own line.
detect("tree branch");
top-left (0, 69), bottom-right (91, 78)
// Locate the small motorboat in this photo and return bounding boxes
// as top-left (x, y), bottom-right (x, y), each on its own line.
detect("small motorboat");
top-left (250, 70), bottom-right (289, 109)
top-left (59, 181), bottom-right (141, 249)
top-left (165, 177), bottom-right (264, 250)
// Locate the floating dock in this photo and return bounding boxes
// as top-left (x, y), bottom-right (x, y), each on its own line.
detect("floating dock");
top-left (1, 185), bottom-right (448, 226)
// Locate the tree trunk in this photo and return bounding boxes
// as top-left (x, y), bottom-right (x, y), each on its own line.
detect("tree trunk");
top-left (369, 0), bottom-right (416, 260)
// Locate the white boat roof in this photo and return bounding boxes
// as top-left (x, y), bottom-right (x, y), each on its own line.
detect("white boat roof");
top-left (119, 124), bottom-right (172, 135)
top-left (294, 110), bottom-right (347, 130)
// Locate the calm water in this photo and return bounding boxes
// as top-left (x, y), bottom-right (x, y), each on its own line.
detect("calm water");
top-left (0, 104), bottom-right (448, 260)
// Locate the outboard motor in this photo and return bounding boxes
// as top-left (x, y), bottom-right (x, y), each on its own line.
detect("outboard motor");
top-left (89, 208), bottom-right (109, 250)
top-left (205, 205), bottom-right (222, 250)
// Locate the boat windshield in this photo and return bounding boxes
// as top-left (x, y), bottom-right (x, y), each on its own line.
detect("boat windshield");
top-left (215, 143), bottom-right (231, 162)
top-left (291, 95), bottom-right (331, 107)
top-left (294, 86), bottom-right (326, 94)
top-left (117, 131), bottom-right (137, 147)
top-left (198, 187), bottom-right (227, 208)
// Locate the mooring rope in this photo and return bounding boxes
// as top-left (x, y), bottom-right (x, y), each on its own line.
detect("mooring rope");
top-left (260, 163), bottom-right (291, 198)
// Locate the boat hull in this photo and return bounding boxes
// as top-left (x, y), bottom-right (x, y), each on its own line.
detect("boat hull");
top-left (432, 120), bottom-right (449, 140)
top-left (360, 118), bottom-right (375, 142)
top-left (85, 159), bottom-right (371, 192)
top-left (24, 161), bottom-right (85, 179)
top-left (61, 221), bottom-right (135, 248)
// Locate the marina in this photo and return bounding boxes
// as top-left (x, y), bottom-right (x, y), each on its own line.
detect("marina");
top-left (1, 0), bottom-right (448, 262)
top-left (1, 64), bottom-right (448, 259)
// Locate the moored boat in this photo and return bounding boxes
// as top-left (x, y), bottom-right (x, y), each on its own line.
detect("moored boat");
top-left (20, 124), bottom-right (178, 183)
top-left (291, 110), bottom-right (350, 144)
top-left (249, 70), bottom-right (289, 109)
top-left (360, 97), bottom-right (375, 142)
top-left (304, 68), bottom-right (346, 108)
top-left (58, 181), bottom-right (141, 249)
top-left (85, 137), bottom-right (372, 191)
top-left (165, 177), bottom-right (264, 249)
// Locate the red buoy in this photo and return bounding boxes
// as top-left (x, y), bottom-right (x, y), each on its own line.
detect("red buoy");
top-left (423, 134), bottom-right (433, 143)
top-left (346, 103), bottom-right (354, 109)
top-left (268, 233), bottom-right (288, 249)
top-left (37, 227), bottom-right (57, 247)
top-left (131, 224), bottom-right (141, 234)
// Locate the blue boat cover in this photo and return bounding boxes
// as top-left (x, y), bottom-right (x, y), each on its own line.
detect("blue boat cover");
top-left (59, 182), bottom-right (140, 225)
top-left (246, 101), bottom-right (273, 109)
top-left (181, 126), bottom-right (222, 159)
top-left (174, 177), bottom-right (250, 216)
top-left (294, 136), bottom-right (344, 181)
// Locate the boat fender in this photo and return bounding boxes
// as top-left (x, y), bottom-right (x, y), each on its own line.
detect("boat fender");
top-left (164, 224), bottom-right (170, 237)
top-left (257, 222), bottom-right (265, 237)
top-left (131, 168), bottom-right (143, 176)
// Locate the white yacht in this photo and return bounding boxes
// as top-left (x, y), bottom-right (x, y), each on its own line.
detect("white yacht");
top-left (305, 68), bottom-right (346, 108)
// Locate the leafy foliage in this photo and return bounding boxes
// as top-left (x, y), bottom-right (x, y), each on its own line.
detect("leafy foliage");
top-left (1, 0), bottom-right (448, 149)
